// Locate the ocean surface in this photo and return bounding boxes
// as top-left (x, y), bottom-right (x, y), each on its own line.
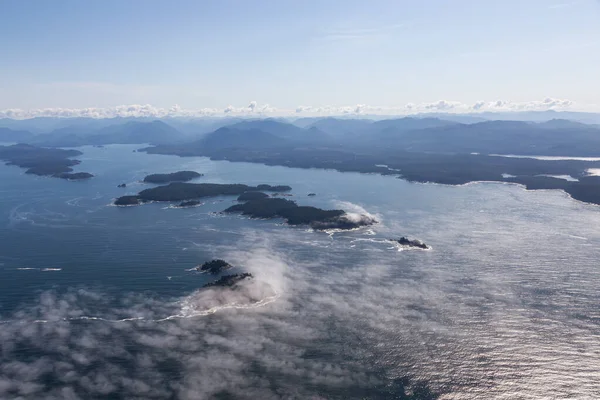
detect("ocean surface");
top-left (1, 144), bottom-right (599, 399)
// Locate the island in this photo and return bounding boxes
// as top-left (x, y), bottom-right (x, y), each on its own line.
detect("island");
top-left (118, 183), bottom-right (127, 188)
top-left (54, 172), bottom-right (94, 180)
top-left (308, 193), bottom-right (316, 197)
top-left (196, 259), bottom-right (232, 274)
top-left (177, 200), bottom-right (202, 208)
top-left (203, 273), bottom-right (253, 288)
top-left (114, 195), bottom-right (146, 206)
top-left (393, 237), bottom-right (430, 250)
top-left (114, 182), bottom-right (292, 205)
top-left (0, 144), bottom-right (93, 180)
top-left (143, 171), bottom-right (203, 184)
top-left (237, 191), bottom-right (270, 201)
top-left (224, 197), bottom-right (376, 230)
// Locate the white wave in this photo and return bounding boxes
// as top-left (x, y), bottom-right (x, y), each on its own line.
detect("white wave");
top-left (537, 174), bottom-right (579, 182)
top-left (492, 154), bottom-right (600, 161)
top-left (65, 197), bottom-right (84, 206)
top-left (587, 168), bottom-right (600, 176)
top-left (41, 268), bottom-right (62, 272)
top-left (333, 200), bottom-right (380, 223)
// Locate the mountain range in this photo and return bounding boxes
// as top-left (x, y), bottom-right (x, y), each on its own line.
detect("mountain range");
top-left (2, 115), bottom-right (600, 156)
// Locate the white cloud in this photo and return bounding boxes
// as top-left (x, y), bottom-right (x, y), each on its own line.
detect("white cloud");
top-left (0, 98), bottom-right (587, 120)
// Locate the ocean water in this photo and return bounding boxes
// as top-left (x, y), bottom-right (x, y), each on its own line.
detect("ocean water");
top-left (1, 144), bottom-right (600, 399)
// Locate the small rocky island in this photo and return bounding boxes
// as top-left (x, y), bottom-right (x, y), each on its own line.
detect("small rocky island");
top-left (224, 196), bottom-right (376, 230)
top-left (177, 200), bottom-right (202, 208)
top-left (114, 195), bottom-right (145, 206)
top-left (118, 183), bottom-right (127, 188)
top-left (308, 193), bottom-right (316, 197)
top-left (393, 237), bottom-right (430, 250)
top-left (143, 171), bottom-right (203, 184)
top-left (203, 273), bottom-right (253, 288)
top-left (0, 144), bottom-right (93, 180)
top-left (196, 259), bottom-right (232, 274)
top-left (114, 182), bottom-right (292, 205)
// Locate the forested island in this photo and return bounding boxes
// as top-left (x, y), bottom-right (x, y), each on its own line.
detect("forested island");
top-left (0, 144), bottom-right (93, 180)
top-left (113, 181), bottom-right (374, 230)
top-left (143, 170), bottom-right (203, 184)
top-left (114, 183), bottom-right (292, 205)
top-left (237, 191), bottom-right (270, 201)
top-left (54, 172), bottom-right (94, 180)
top-left (224, 196), bottom-right (376, 230)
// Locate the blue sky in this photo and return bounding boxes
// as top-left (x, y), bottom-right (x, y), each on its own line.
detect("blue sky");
top-left (1, 0), bottom-right (599, 116)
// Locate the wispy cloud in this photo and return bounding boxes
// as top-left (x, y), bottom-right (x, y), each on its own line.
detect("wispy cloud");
top-left (319, 22), bottom-right (408, 42)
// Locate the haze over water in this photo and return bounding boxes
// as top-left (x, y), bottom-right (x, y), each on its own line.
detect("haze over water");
top-left (1, 145), bottom-right (600, 399)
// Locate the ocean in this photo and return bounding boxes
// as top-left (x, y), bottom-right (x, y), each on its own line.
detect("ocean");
top-left (1, 144), bottom-right (599, 399)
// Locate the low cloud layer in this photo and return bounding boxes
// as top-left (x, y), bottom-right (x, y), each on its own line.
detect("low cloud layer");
top-left (0, 97), bottom-right (586, 120)
top-left (2, 207), bottom-right (600, 399)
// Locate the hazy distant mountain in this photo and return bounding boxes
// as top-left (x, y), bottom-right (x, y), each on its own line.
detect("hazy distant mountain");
top-left (411, 113), bottom-right (488, 124)
top-left (228, 119), bottom-right (330, 143)
top-left (162, 117), bottom-right (246, 137)
top-left (474, 110), bottom-right (600, 124)
top-left (537, 119), bottom-right (596, 130)
top-left (382, 119), bottom-right (600, 155)
top-left (36, 120), bottom-right (184, 146)
top-left (372, 117), bottom-right (459, 131)
top-left (307, 118), bottom-right (374, 137)
top-left (0, 127), bottom-right (35, 142)
top-left (0, 117), bottom-right (146, 134)
top-left (200, 127), bottom-right (289, 151)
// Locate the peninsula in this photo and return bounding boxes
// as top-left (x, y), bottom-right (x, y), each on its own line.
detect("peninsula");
top-left (0, 144), bottom-right (93, 180)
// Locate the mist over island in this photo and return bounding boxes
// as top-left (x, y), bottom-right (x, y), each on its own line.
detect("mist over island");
top-left (2, 1), bottom-right (600, 399)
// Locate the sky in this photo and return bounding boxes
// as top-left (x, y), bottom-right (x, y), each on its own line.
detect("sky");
top-left (0, 0), bottom-right (599, 117)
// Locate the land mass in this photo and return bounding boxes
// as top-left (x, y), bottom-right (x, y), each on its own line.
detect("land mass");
top-left (138, 118), bottom-right (600, 206)
top-left (224, 197), bottom-right (376, 230)
top-left (394, 237), bottom-right (430, 250)
top-left (177, 200), bottom-right (202, 208)
top-left (0, 144), bottom-right (93, 180)
top-left (196, 259), bottom-right (233, 274)
top-left (237, 191), bottom-right (270, 201)
top-left (114, 183), bottom-right (292, 205)
top-left (54, 172), bottom-right (94, 180)
top-left (144, 144), bottom-right (600, 206)
top-left (143, 171), bottom-right (203, 184)
top-left (203, 273), bottom-right (253, 289)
